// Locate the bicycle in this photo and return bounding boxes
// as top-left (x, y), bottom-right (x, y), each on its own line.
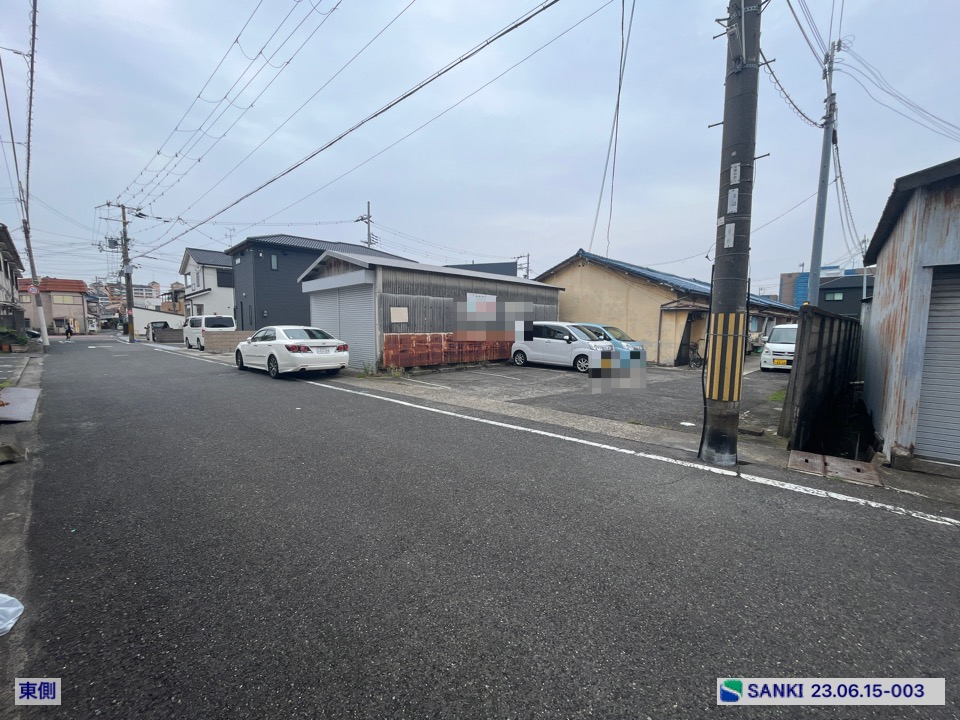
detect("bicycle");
top-left (689, 341), bottom-right (704, 369)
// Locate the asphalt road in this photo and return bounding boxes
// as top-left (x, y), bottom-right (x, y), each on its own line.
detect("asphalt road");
top-left (3, 340), bottom-right (958, 718)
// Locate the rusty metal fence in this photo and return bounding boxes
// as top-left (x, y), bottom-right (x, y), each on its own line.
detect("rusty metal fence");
top-left (778, 305), bottom-right (861, 450)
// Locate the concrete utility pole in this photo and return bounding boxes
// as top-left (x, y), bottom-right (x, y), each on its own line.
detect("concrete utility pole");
top-left (699, 0), bottom-right (763, 467)
top-left (121, 204), bottom-right (136, 343)
top-left (14, 0), bottom-right (49, 351)
top-left (806, 40), bottom-right (839, 307)
top-left (359, 201), bottom-right (377, 248)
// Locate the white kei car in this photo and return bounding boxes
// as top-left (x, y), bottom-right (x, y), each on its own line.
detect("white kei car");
top-left (235, 325), bottom-right (348, 378)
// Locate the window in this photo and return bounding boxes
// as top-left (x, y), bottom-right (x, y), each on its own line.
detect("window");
top-left (825, 291), bottom-right (844, 301)
top-left (19, 293), bottom-right (30, 303)
top-left (261, 329), bottom-right (276, 342)
top-left (204, 316), bottom-right (235, 329)
top-left (270, 254), bottom-right (278, 271)
top-left (283, 327), bottom-right (334, 340)
top-left (185, 272), bottom-right (192, 287)
top-left (52, 294), bottom-right (78, 305)
top-left (195, 304), bottom-right (204, 315)
top-left (251, 329), bottom-right (268, 342)
top-left (235, 257), bottom-right (242, 265)
top-left (216, 269), bottom-right (234, 288)
top-left (189, 318), bottom-right (202, 328)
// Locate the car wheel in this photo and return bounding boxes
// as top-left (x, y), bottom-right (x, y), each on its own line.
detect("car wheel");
top-left (513, 350), bottom-right (527, 367)
top-left (325, 368), bottom-right (341, 376)
top-left (185, 338), bottom-right (192, 349)
top-left (236, 351), bottom-right (246, 371)
top-left (574, 354), bottom-right (590, 373)
top-left (268, 355), bottom-right (281, 379)
top-left (197, 340), bottom-right (204, 351)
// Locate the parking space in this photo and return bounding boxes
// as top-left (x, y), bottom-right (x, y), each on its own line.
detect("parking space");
top-left (400, 356), bottom-right (791, 438)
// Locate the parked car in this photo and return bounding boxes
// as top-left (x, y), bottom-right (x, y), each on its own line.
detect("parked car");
top-left (23, 329), bottom-right (41, 339)
top-left (511, 321), bottom-right (613, 373)
top-left (235, 325), bottom-right (349, 378)
top-left (183, 315), bottom-right (236, 350)
top-left (572, 323), bottom-right (644, 353)
top-left (146, 321), bottom-right (170, 342)
top-left (760, 323), bottom-right (798, 371)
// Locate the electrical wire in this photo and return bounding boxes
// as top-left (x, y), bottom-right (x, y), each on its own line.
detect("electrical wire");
top-left (759, 50), bottom-right (822, 128)
top-left (602, 0), bottom-right (637, 258)
top-left (122, 0), bottom-right (339, 207)
top-left (190, 0), bottom-right (614, 253)
top-left (158, 0), bottom-right (417, 228)
top-left (135, 0), bottom-right (566, 259)
top-left (784, 0), bottom-right (825, 67)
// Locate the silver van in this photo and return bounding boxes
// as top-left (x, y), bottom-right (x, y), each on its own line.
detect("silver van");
top-left (183, 315), bottom-right (236, 351)
top-left (511, 321), bottom-right (613, 373)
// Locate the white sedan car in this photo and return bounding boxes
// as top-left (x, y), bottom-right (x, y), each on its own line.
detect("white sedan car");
top-left (235, 325), bottom-right (349, 378)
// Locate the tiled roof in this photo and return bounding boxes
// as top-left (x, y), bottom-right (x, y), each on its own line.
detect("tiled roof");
top-left (185, 248), bottom-right (232, 267)
top-left (225, 234), bottom-right (409, 261)
top-left (537, 249), bottom-right (798, 313)
top-left (20, 277), bottom-right (89, 293)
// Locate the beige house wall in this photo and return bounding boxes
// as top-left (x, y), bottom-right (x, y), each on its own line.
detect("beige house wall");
top-left (20, 292), bottom-right (88, 333)
top-left (543, 262), bottom-right (706, 365)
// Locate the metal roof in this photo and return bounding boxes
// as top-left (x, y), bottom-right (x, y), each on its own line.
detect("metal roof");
top-left (298, 251), bottom-right (558, 289)
top-left (181, 248), bottom-right (232, 272)
top-left (225, 234), bottom-right (409, 260)
top-left (537, 249), bottom-right (798, 313)
top-left (863, 156), bottom-right (960, 265)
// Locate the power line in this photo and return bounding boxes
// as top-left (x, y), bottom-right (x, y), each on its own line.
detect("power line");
top-left (122, 0), bottom-right (340, 207)
top-left (156, 0), bottom-right (417, 229)
top-left (784, 0), bottom-right (825, 67)
top-left (135, 0), bottom-right (566, 259)
top-left (175, 0), bottom-right (614, 255)
top-left (759, 50), bottom-right (822, 128)
top-left (0, 49), bottom-right (24, 230)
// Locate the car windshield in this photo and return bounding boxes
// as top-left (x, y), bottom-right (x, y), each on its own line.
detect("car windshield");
top-left (603, 326), bottom-right (634, 341)
top-left (768, 326), bottom-right (797, 344)
top-left (282, 327), bottom-right (334, 340)
top-left (204, 317), bottom-right (235, 328)
top-left (571, 326), bottom-right (602, 341)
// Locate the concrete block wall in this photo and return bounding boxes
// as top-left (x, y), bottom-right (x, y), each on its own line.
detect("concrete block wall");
top-left (201, 331), bottom-right (252, 353)
top-left (153, 328), bottom-right (184, 343)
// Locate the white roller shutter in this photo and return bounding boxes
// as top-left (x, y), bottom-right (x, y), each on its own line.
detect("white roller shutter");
top-left (310, 292), bottom-right (340, 338)
top-left (337, 284), bottom-right (376, 370)
top-left (915, 266), bottom-right (960, 463)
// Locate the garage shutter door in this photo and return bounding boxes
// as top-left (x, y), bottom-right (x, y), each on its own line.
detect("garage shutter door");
top-left (915, 265), bottom-right (960, 463)
top-left (337, 284), bottom-right (376, 370)
top-left (310, 292), bottom-right (340, 338)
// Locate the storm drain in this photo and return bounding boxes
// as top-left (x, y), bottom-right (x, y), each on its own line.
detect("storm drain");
top-left (788, 451), bottom-right (882, 487)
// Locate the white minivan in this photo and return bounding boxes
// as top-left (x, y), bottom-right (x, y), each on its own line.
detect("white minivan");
top-left (183, 315), bottom-right (236, 350)
top-left (760, 323), bottom-right (798, 371)
top-left (511, 321), bottom-right (614, 373)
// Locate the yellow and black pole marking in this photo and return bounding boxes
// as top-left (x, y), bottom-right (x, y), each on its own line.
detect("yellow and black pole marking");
top-left (706, 312), bottom-right (746, 402)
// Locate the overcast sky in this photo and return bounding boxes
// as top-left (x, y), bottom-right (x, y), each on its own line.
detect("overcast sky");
top-left (1, 0), bottom-right (957, 298)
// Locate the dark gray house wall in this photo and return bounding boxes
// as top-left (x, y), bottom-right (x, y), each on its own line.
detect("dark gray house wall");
top-left (817, 275), bottom-right (874, 319)
top-left (234, 247), bottom-right (318, 330)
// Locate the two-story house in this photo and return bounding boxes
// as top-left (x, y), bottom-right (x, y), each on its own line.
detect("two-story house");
top-left (0, 223), bottom-right (26, 329)
top-left (179, 248), bottom-right (235, 318)
top-left (19, 277), bottom-right (90, 334)
top-left (224, 235), bottom-right (406, 331)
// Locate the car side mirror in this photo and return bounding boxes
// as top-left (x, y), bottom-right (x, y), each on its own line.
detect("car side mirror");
top-left (564, 335), bottom-right (573, 343)
top-left (761, 336), bottom-right (768, 344)
top-left (246, 337), bottom-right (253, 343)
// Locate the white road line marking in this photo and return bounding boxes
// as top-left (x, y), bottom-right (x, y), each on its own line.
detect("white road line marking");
top-left (402, 378), bottom-right (452, 389)
top-left (151, 347), bottom-right (230, 366)
top-left (463, 371), bottom-right (522, 380)
top-left (306, 380), bottom-right (960, 529)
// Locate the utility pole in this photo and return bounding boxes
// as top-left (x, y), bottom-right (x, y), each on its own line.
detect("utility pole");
top-left (356, 201), bottom-right (379, 248)
top-left (807, 40), bottom-right (839, 307)
top-left (15, 0), bottom-right (49, 350)
top-left (699, 0), bottom-right (763, 467)
top-left (514, 254), bottom-right (531, 279)
top-left (120, 204), bottom-right (136, 343)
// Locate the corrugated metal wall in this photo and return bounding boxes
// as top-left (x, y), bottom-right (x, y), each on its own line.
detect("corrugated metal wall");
top-left (379, 268), bottom-right (559, 333)
top-left (308, 286), bottom-right (376, 370)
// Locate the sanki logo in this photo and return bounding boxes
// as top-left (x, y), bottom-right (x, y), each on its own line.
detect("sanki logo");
top-left (720, 679), bottom-right (743, 703)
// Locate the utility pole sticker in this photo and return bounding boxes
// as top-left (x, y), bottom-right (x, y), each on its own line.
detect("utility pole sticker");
top-left (730, 162), bottom-right (741, 184)
top-left (727, 188), bottom-right (739, 213)
top-left (724, 223), bottom-right (736, 248)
